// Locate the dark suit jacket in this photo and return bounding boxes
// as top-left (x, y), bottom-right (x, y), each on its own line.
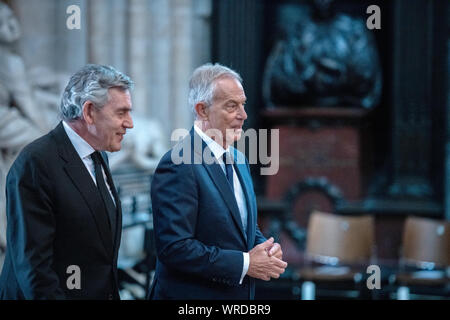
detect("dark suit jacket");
top-left (0, 122), bottom-right (122, 300)
top-left (148, 128), bottom-right (266, 300)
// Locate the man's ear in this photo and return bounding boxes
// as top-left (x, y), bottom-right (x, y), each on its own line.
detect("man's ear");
top-left (82, 101), bottom-right (96, 124)
top-left (194, 102), bottom-right (208, 120)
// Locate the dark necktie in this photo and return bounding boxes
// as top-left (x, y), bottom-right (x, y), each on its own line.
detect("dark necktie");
top-left (91, 151), bottom-right (117, 235)
top-left (223, 152), bottom-right (234, 194)
top-left (223, 152), bottom-right (247, 235)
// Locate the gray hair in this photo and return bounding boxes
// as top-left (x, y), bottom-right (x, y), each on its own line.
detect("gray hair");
top-left (60, 64), bottom-right (134, 121)
top-left (188, 63), bottom-right (242, 116)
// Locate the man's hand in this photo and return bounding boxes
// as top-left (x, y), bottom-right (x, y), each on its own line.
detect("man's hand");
top-left (266, 241), bottom-right (283, 259)
top-left (247, 237), bottom-right (287, 281)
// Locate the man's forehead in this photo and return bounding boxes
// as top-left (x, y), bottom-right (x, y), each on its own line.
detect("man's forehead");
top-left (107, 87), bottom-right (131, 100)
top-left (108, 87), bottom-right (130, 95)
top-left (105, 88), bottom-right (132, 108)
top-left (213, 78), bottom-right (245, 100)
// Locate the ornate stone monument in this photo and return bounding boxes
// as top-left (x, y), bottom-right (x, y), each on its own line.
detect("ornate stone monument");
top-left (263, 0), bottom-right (382, 109)
top-left (261, 0), bottom-right (382, 259)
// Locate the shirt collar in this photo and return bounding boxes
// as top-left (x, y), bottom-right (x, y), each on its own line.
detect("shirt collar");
top-left (63, 120), bottom-right (95, 159)
top-left (194, 124), bottom-right (230, 161)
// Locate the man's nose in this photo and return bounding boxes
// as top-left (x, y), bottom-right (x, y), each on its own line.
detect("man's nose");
top-left (238, 105), bottom-right (247, 120)
top-left (124, 114), bottom-right (134, 129)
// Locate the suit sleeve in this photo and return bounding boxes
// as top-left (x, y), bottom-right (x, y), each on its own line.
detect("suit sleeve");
top-left (151, 152), bottom-right (244, 285)
top-left (5, 151), bottom-right (65, 299)
top-left (254, 226), bottom-right (267, 246)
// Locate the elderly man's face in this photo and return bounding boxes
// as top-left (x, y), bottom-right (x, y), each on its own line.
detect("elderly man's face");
top-left (205, 77), bottom-right (247, 148)
top-left (88, 88), bottom-right (133, 152)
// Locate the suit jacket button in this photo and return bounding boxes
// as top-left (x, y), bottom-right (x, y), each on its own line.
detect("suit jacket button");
top-left (108, 294), bottom-right (114, 300)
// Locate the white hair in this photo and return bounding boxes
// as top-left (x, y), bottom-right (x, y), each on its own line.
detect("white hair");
top-left (188, 63), bottom-right (242, 117)
top-left (60, 64), bottom-right (133, 121)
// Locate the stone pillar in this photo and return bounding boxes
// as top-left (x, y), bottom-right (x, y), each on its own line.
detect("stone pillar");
top-left (111, 0), bottom-right (128, 74)
top-left (192, 0), bottom-right (212, 69)
top-left (128, 0), bottom-right (148, 116)
top-left (88, 0), bottom-right (112, 65)
top-left (148, 0), bottom-right (172, 140)
top-left (170, 0), bottom-right (193, 133)
top-left (55, 0), bottom-right (88, 73)
top-left (13, 0), bottom-right (57, 70)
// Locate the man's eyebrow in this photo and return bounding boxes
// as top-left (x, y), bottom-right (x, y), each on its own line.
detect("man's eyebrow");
top-left (226, 98), bottom-right (247, 104)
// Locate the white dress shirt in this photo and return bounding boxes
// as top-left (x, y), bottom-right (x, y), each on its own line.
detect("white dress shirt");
top-left (194, 125), bottom-right (249, 284)
top-left (62, 121), bottom-right (115, 204)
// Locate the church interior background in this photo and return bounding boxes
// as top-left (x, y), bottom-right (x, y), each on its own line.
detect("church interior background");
top-left (0, 0), bottom-right (449, 300)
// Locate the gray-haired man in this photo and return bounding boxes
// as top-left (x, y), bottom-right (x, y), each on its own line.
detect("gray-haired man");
top-left (0, 64), bottom-right (133, 299)
top-left (149, 63), bottom-right (286, 300)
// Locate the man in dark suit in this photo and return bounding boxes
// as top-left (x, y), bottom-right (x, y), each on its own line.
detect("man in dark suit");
top-left (0, 64), bottom-right (134, 299)
top-left (149, 63), bottom-right (287, 300)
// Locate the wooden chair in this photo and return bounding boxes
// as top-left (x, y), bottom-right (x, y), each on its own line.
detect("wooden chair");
top-left (297, 211), bottom-right (375, 299)
top-left (393, 216), bottom-right (450, 299)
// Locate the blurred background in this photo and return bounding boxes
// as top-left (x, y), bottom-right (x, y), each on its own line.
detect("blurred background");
top-left (0, 0), bottom-right (448, 300)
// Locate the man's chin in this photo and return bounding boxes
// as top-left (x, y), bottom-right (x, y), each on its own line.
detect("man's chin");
top-left (108, 144), bottom-right (122, 153)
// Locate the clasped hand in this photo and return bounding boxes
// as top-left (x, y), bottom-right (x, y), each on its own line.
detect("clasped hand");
top-left (247, 237), bottom-right (288, 281)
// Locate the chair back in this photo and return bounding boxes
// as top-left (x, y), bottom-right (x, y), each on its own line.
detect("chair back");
top-left (402, 216), bottom-right (450, 268)
top-left (306, 211), bottom-right (375, 265)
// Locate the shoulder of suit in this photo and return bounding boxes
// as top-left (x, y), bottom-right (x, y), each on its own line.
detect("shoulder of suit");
top-left (8, 131), bottom-right (56, 175)
top-left (159, 133), bottom-right (195, 164)
top-left (159, 147), bottom-right (175, 164)
top-left (17, 131), bottom-right (55, 161)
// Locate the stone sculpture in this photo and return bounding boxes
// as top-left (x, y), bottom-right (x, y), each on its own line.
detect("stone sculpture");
top-left (263, 0), bottom-right (382, 109)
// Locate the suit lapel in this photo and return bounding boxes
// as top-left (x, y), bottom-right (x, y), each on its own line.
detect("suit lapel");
top-left (52, 122), bottom-right (114, 257)
top-left (191, 129), bottom-right (247, 243)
